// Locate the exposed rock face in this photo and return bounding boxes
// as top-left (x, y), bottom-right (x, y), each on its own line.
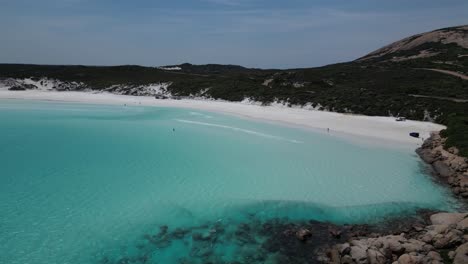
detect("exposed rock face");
top-left (358, 25), bottom-right (468, 62)
top-left (416, 132), bottom-right (468, 200)
top-left (416, 133), bottom-right (468, 198)
top-left (326, 212), bottom-right (468, 264)
top-left (432, 161), bottom-right (454, 178)
top-left (430, 213), bottom-right (468, 226)
top-left (295, 228), bottom-right (312, 241)
top-left (454, 243), bottom-right (468, 264)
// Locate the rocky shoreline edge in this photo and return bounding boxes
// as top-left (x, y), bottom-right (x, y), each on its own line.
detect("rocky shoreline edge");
top-left (320, 132), bottom-right (468, 264)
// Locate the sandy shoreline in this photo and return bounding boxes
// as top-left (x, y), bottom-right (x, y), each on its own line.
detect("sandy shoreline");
top-left (0, 90), bottom-right (446, 149)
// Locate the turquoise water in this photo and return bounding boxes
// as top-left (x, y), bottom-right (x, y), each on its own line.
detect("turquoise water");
top-left (0, 100), bottom-right (457, 263)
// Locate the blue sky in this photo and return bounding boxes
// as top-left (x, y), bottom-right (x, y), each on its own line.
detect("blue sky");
top-left (0, 0), bottom-right (467, 68)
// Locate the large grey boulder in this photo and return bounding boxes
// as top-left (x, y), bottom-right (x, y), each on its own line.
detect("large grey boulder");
top-left (417, 149), bottom-right (436, 164)
top-left (454, 243), bottom-right (468, 264)
top-left (430, 213), bottom-right (468, 225)
top-left (421, 251), bottom-right (443, 264)
top-left (402, 238), bottom-right (431, 253)
top-left (397, 253), bottom-right (421, 264)
top-left (457, 217), bottom-right (468, 230)
top-left (341, 255), bottom-right (355, 264)
top-left (369, 235), bottom-right (405, 254)
top-left (350, 245), bottom-right (368, 264)
top-left (432, 160), bottom-right (454, 177)
top-left (432, 229), bottom-right (463, 249)
top-left (295, 228), bottom-right (312, 241)
top-left (340, 243), bottom-right (352, 256)
top-left (367, 248), bottom-right (386, 264)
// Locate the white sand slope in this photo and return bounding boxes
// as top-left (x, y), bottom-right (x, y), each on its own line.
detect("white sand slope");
top-left (0, 90), bottom-right (445, 149)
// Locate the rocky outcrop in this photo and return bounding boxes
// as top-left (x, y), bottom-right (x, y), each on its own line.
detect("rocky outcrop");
top-left (325, 212), bottom-right (468, 264)
top-left (416, 132), bottom-right (468, 199)
top-left (430, 213), bottom-right (468, 226)
top-left (454, 243), bottom-right (468, 264)
top-left (357, 25), bottom-right (468, 62)
top-left (295, 228), bottom-right (312, 241)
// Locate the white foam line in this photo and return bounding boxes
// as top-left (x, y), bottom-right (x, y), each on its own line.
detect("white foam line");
top-left (175, 119), bottom-right (303, 144)
top-left (189, 111), bottom-right (213, 119)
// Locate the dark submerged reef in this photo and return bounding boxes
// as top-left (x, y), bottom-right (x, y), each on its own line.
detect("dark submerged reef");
top-left (97, 210), bottom-right (437, 264)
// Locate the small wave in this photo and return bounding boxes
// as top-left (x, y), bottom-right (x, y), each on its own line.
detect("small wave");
top-left (188, 111), bottom-right (213, 119)
top-left (175, 119), bottom-right (303, 144)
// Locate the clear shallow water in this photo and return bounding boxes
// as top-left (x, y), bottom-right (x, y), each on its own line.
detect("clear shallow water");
top-left (0, 100), bottom-right (457, 263)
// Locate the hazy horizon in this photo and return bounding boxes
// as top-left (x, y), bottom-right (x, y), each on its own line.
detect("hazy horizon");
top-left (1, 0), bottom-right (467, 69)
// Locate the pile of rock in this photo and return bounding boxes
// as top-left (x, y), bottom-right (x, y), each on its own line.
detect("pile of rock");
top-left (416, 132), bottom-right (468, 199)
top-left (326, 212), bottom-right (468, 264)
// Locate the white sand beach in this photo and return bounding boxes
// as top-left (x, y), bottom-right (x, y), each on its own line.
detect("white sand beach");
top-left (0, 90), bottom-right (445, 148)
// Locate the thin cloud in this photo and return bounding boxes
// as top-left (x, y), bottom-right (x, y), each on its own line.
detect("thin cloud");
top-left (201, 0), bottom-right (248, 6)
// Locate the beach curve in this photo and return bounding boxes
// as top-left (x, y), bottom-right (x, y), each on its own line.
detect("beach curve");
top-left (0, 90), bottom-right (446, 149)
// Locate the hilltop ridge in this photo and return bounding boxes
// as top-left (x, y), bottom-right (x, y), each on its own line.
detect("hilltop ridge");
top-left (358, 25), bottom-right (468, 63)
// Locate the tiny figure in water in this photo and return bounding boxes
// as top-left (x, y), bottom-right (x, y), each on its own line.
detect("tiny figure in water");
top-left (327, 128), bottom-right (330, 133)
top-left (173, 128), bottom-right (175, 132)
